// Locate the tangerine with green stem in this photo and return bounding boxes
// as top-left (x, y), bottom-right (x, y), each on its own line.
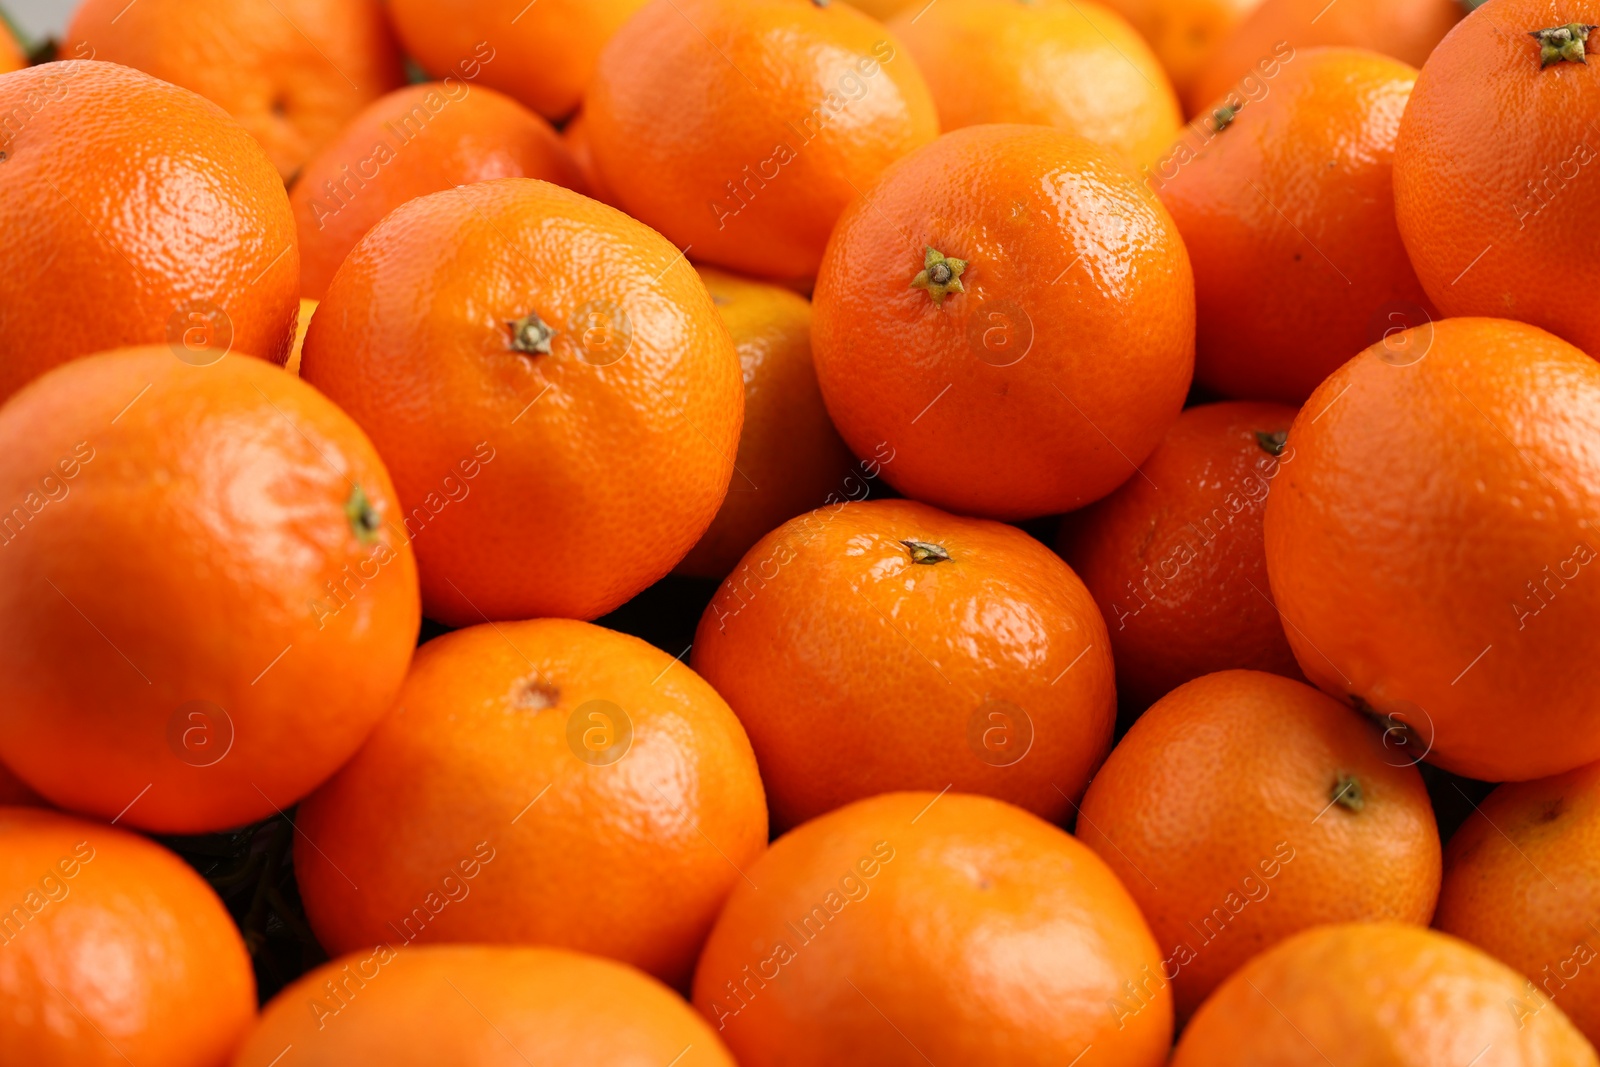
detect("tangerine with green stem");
top-left (1058, 401), bottom-right (1304, 711)
top-left (301, 177), bottom-right (743, 624)
top-left (1077, 669), bottom-right (1441, 1018)
top-left (692, 497), bottom-right (1116, 831)
top-left (1394, 0), bottom-right (1600, 358)
top-left (812, 123), bottom-right (1194, 519)
top-left (0, 347), bottom-right (419, 833)
top-left (1156, 47), bottom-right (1433, 404)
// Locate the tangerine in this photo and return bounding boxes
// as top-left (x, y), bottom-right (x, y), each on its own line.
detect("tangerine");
top-left (235, 944), bottom-right (736, 1066)
top-left (1435, 760), bottom-right (1600, 1045)
top-left (1394, 0), bottom-right (1600, 358)
top-left (692, 498), bottom-right (1116, 830)
top-left (1059, 402), bottom-right (1303, 712)
top-left (65, 0), bottom-right (404, 180)
top-left (386, 0), bottom-right (650, 122)
top-left (301, 178), bottom-right (743, 624)
top-left (890, 0), bottom-right (1183, 168)
top-left (0, 18), bottom-right (24, 73)
top-left (585, 0), bottom-right (939, 281)
top-left (1156, 48), bottom-right (1433, 404)
top-left (1187, 0), bottom-right (1460, 116)
top-left (294, 619), bottom-right (767, 989)
top-left (0, 62), bottom-right (299, 402)
top-left (291, 82), bottom-right (583, 299)
top-left (0, 348), bottom-right (419, 833)
top-left (1077, 670), bottom-right (1441, 1017)
top-left (676, 268), bottom-right (859, 579)
top-left (1263, 317), bottom-right (1600, 781)
top-left (694, 791), bottom-right (1172, 1066)
top-left (1172, 923), bottom-right (1598, 1064)
top-left (0, 807), bottom-right (255, 1066)
top-left (812, 123), bottom-right (1194, 519)
top-left (1102, 0), bottom-right (1266, 101)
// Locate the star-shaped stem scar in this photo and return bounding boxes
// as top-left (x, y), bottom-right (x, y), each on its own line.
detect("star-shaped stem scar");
top-left (1532, 23), bottom-right (1599, 67)
top-left (910, 246), bottom-right (968, 306)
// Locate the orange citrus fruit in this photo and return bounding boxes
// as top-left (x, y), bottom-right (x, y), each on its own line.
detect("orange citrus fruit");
top-left (386, 0), bottom-right (650, 122)
top-left (1394, 0), bottom-right (1600, 360)
top-left (0, 62), bottom-right (299, 403)
top-left (1058, 401), bottom-right (1303, 711)
top-left (585, 0), bottom-right (939, 281)
top-left (294, 619), bottom-right (767, 988)
top-left (290, 81), bottom-right (585, 299)
top-left (1077, 670), bottom-right (1441, 1018)
top-left (693, 498), bottom-right (1116, 831)
top-left (890, 0), bottom-right (1183, 168)
top-left (0, 18), bottom-right (25, 73)
top-left (235, 944), bottom-right (736, 1066)
top-left (1156, 47), bottom-right (1432, 404)
top-left (0, 348), bottom-right (419, 833)
top-left (1435, 760), bottom-right (1600, 1045)
top-left (694, 791), bottom-right (1172, 1066)
top-left (301, 178), bottom-right (743, 624)
top-left (1102, 0), bottom-right (1266, 101)
top-left (1172, 923), bottom-right (1598, 1064)
top-left (676, 268), bottom-right (859, 579)
top-left (1187, 0), bottom-right (1460, 116)
top-left (812, 123), bottom-right (1194, 519)
top-left (0, 807), bottom-right (255, 1066)
top-left (1264, 318), bottom-right (1600, 782)
top-left (65, 0), bottom-right (404, 180)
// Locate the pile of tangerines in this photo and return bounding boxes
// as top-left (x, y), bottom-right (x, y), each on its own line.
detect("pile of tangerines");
top-left (2, 0), bottom-right (1599, 1062)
